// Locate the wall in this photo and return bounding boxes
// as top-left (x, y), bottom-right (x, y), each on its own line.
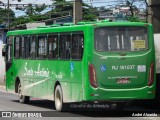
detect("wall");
top-left (0, 41), bottom-right (5, 85)
top-left (154, 33), bottom-right (160, 73)
top-left (148, 0), bottom-right (160, 33)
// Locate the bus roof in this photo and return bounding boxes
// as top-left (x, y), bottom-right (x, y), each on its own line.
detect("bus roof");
top-left (7, 21), bottom-right (151, 36)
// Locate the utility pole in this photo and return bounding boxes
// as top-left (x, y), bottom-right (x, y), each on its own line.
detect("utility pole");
top-left (148, 0), bottom-right (160, 33)
top-left (148, 0), bottom-right (152, 24)
top-left (8, 0), bottom-right (10, 30)
top-left (73, 0), bottom-right (82, 24)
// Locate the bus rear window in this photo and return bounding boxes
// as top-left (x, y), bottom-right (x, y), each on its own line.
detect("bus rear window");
top-left (95, 26), bottom-right (148, 52)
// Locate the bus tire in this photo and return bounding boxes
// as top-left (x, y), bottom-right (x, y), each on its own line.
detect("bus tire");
top-left (18, 82), bottom-right (30, 104)
top-left (54, 85), bottom-right (63, 111)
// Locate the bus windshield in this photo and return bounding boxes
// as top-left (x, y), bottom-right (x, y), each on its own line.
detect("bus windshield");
top-left (95, 26), bottom-right (148, 52)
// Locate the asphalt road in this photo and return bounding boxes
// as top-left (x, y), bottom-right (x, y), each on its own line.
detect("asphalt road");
top-left (0, 86), bottom-right (159, 120)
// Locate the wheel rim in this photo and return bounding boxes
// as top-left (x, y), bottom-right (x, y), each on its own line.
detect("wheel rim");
top-left (18, 84), bottom-right (23, 100)
top-left (55, 88), bottom-right (62, 110)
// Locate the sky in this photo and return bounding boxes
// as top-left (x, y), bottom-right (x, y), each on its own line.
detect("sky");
top-left (1, 0), bottom-right (53, 17)
top-left (0, 0), bottom-right (120, 17)
top-left (2, 0), bottom-right (52, 5)
top-left (0, 0), bottom-right (147, 17)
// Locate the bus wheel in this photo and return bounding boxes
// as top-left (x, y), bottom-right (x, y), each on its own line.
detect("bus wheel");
top-left (18, 82), bottom-right (30, 104)
top-left (54, 85), bottom-right (63, 111)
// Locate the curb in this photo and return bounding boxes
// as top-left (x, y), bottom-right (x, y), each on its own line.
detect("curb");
top-left (0, 85), bottom-right (5, 91)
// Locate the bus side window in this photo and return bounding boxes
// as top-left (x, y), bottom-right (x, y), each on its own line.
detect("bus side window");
top-left (25, 37), bottom-right (30, 58)
top-left (48, 35), bottom-right (58, 59)
top-left (21, 37), bottom-right (25, 58)
top-left (38, 36), bottom-right (47, 59)
top-left (20, 36), bottom-right (29, 58)
top-left (95, 29), bottom-right (108, 51)
top-left (29, 36), bottom-right (37, 59)
top-left (14, 36), bottom-right (20, 58)
top-left (59, 34), bottom-right (71, 60)
top-left (7, 36), bottom-right (13, 45)
top-left (71, 32), bottom-right (84, 60)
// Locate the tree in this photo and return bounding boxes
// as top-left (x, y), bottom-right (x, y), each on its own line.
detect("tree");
top-left (12, 0), bottom-right (98, 28)
top-left (124, 0), bottom-right (148, 22)
top-left (12, 3), bottom-right (48, 27)
top-left (125, 0), bottom-right (138, 16)
top-left (25, 3), bottom-right (47, 16)
top-left (48, 0), bottom-right (73, 18)
top-left (49, 0), bottom-right (98, 21)
top-left (118, 0), bottom-right (142, 22)
top-left (82, 3), bottom-right (98, 21)
top-left (0, 8), bottom-right (15, 26)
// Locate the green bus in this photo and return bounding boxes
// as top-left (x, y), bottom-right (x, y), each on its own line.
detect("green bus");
top-left (3, 21), bottom-right (156, 111)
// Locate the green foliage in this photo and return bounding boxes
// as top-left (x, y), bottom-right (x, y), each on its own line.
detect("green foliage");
top-left (12, 16), bottom-right (30, 25)
top-left (0, 0), bottom-right (98, 28)
top-left (127, 16), bottom-right (146, 23)
top-left (11, 14), bottom-right (49, 27)
top-left (25, 4), bottom-right (47, 16)
top-left (119, 0), bottom-right (146, 22)
top-left (127, 16), bottom-right (140, 22)
top-left (35, 4), bottom-right (47, 13)
top-left (49, 0), bottom-right (98, 21)
top-left (48, 0), bottom-right (73, 18)
top-left (0, 0), bottom-right (147, 29)
top-left (12, 3), bottom-right (48, 28)
top-left (54, 0), bottom-right (72, 12)
top-left (82, 3), bottom-right (98, 21)
top-left (0, 8), bottom-right (15, 25)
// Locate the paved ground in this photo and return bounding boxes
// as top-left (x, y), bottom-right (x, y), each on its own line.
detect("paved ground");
top-left (0, 85), bottom-right (5, 91)
top-left (0, 84), bottom-right (159, 119)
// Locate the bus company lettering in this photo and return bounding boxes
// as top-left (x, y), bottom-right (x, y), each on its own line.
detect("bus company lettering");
top-left (24, 62), bottom-right (49, 77)
top-left (112, 65), bottom-right (135, 70)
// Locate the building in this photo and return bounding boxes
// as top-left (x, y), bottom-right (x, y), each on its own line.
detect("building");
top-left (98, 6), bottom-right (145, 21)
top-left (99, 10), bottom-right (114, 21)
top-left (0, 24), bottom-right (7, 85)
top-left (98, 6), bottom-right (130, 21)
top-left (0, 25), bottom-right (7, 44)
top-left (13, 15), bottom-right (73, 30)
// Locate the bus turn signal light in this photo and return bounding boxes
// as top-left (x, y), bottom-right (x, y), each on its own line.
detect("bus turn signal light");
top-left (148, 63), bottom-right (154, 86)
top-left (89, 64), bottom-right (98, 88)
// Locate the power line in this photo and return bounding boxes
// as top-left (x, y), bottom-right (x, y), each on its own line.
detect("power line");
top-left (0, 0), bottom-right (147, 8)
top-left (0, 0), bottom-right (148, 19)
top-left (33, 0), bottom-right (38, 4)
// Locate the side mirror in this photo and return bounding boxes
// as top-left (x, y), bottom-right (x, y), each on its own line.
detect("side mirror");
top-left (2, 45), bottom-right (6, 57)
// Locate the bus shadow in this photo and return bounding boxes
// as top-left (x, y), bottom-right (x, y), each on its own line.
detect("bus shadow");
top-left (11, 99), bottom-right (160, 117)
top-left (12, 99), bottom-right (55, 110)
top-left (131, 99), bottom-right (160, 111)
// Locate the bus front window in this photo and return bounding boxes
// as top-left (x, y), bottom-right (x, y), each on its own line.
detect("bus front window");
top-left (95, 26), bottom-right (148, 52)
